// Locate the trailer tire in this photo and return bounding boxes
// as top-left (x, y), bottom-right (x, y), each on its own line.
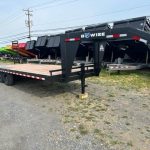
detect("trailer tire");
top-left (4, 73), bottom-right (14, 86)
top-left (0, 73), bottom-right (5, 83)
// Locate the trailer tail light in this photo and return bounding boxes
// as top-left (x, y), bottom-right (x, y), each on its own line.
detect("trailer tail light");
top-left (106, 34), bottom-right (127, 39)
top-left (132, 36), bottom-right (147, 44)
top-left (65, 37), bottom-right (80, 42)
top-left (113, 34), bottom-right (120, 38)
top-left (132, 36), bottom-right (140, 41)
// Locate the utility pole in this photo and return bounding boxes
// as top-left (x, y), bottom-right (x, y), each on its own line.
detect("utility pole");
top-left (23, 8), bottom-right (33, 41)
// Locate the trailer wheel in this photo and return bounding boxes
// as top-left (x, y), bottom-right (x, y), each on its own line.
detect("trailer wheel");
top-left (4, 73), bottom-right (14, 86)
top-left (0, 73), bottom-right (5, 83)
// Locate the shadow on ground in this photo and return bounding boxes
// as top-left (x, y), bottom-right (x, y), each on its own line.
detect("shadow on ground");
top-left (13, 78), bottom-right (81, 98)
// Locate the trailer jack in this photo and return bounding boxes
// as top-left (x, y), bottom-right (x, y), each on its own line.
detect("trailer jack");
top-left (79, 64), bottom-right (88, 99)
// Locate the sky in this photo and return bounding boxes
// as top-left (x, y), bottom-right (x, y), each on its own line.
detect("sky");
top-left (0, 0), bottom-right (150, 46)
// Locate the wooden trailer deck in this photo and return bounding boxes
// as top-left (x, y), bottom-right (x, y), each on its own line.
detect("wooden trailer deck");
top-left (0, 64), bottom-right (92, 77)
top-left (0, 64), bottom-right (62, 76)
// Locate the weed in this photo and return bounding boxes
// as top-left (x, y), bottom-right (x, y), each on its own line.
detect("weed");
top-left (110, 140), bottom-right (121, 145)
top-left (76, 135), bottom-right (80, 139)
top-left (100, 108), bottom-right (108, 111)
top-left (127, 141), bottom-right (133, 147)
top-left (146, 129), bottom-right (150, 132)
top-left (85, 116), bottom-right (95, 121)
top-left (108, 93), bottom-right (115, 97)
top-left (68, 107), bottom-right (79, 112)
top-left (49, 108), bottom-right (53, 112)
top-left (78, 124), bottom-right (89, 135)
top-left (70, 128), bottom-right (76, 132)
top-left (104, 121), bottom-right (111, 125)
top-left (122, 115), bottom-right (128, 119)
top-left (94, 129), bottom-right (101, 134)
top-left (126, 122), bottom-right (131, 126)
top-left (142, 104), bottom-right (148, 108)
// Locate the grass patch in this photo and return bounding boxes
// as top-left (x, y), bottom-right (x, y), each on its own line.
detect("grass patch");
top-left (110, 140), bottom-right (122, 145)
top-left (63, 115), bottom-right (73, 124)
top-left (0, 59), bottom-right (14, 64)
top-left (94, 129), bottom-right (101, 134)
top-left (88, 69), bottom-right (150, 90)
top-left (94, 129), bottom-right (105, 138)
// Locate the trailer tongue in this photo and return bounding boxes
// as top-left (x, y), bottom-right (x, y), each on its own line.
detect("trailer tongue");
top-left (0, 16), bottom-right (150, 96)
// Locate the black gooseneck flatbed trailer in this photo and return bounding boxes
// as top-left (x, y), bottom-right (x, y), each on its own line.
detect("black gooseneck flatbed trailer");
top-left (0, 16), bottom-right (150, 95)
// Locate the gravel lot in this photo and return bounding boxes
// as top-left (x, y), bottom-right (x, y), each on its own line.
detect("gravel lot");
top-left (0, 69), bottom-right (149, 150)
top-left (0, 79), bottom-right (108, 150)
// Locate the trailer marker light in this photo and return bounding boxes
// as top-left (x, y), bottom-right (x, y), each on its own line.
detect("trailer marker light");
top-left (120, 34), bottom-right (127, 37)
top-left (65, 37), bottom-right (80, 42)
top-left (0, 70), bottom-right (45, 81)
top-left (106, 35), bottom-right (113, 38)
top-left (106, 34), bottom-right (127, 39)
top-left (139, 39), bottom-right (147, 44)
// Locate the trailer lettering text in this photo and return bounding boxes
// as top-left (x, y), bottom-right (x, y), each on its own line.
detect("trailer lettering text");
top-left (81, 32), bottom-right (105, 39)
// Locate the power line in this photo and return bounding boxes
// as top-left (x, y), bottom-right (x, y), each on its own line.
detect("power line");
top-left (0, 24), bottom-right (85, 44)
top-left (0, 9), bottom-right (24, 26)
top-left (29, 0), bottom-right (63, 9)
top-left (0, 25), bottom-right (82, 41)
top-left (0, 36), bottom-right (28, 45)
top-left (34, 3), bottom-right (150, 27)
top-left (0, 11), bottom-right (20, 24)
top-left (0, 14), bottom-right (24, 28)
top-left (33, 0), bottom-right (79, 11)
top-left (0, 32), bottom-right (29, 40)
top-left (0, 35), bottom-right (28, 42)
top-left (0, 3), bottom-right (150, 45)
top-left (0, 25), bottom-right (83, 43)
top-left (31, 25), bottom-right (86, 33)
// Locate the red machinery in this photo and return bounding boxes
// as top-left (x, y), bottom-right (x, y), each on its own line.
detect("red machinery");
top-left (12, 41), bottom-right (36, 58)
